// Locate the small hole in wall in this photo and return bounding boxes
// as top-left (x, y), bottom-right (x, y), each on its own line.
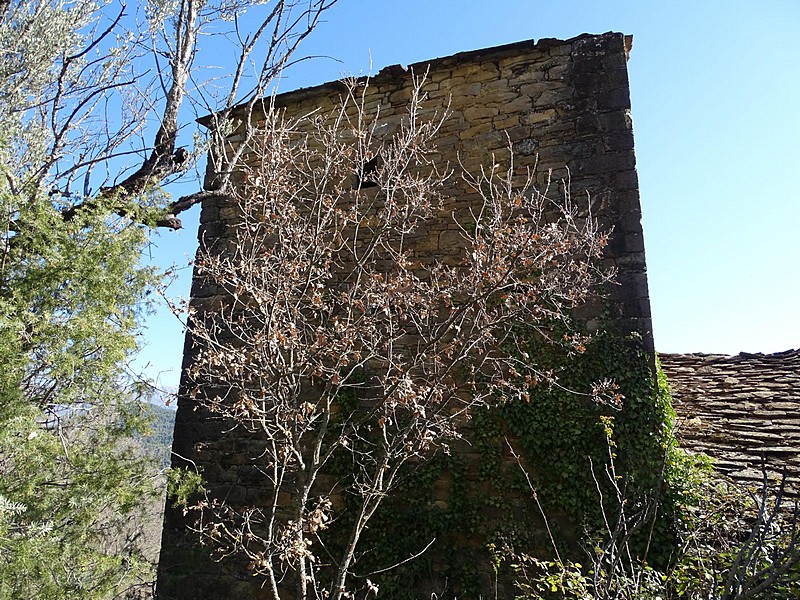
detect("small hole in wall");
top-left (353, 155), bottom-right (381, 189)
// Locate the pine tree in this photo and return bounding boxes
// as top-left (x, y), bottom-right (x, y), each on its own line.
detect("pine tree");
top-left (0, 2), bottom-right (160, 596)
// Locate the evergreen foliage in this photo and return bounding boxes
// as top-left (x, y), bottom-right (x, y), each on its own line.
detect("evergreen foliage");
top-left (0, 179), bottom-right (162, 598)
top-left (137, 404), bottom-right (177, 469)
top-left (0, 3), bottom-right (165, 597)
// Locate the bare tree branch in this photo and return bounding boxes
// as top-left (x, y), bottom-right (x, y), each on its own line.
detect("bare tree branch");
top-left (3, 0), bottom-right (337, 230)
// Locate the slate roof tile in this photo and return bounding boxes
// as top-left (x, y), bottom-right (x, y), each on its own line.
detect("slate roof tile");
top-left (660, 349), bottom-right (800, 494)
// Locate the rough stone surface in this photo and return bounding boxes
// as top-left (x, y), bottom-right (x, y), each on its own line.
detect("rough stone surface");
top-left (662, 350), bottom-right (800, 495)
top-left (158, 32), bottom-right (652, 599)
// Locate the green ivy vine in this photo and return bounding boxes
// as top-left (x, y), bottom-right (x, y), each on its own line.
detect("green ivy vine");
top-left (318, 326), bottom-right (697, 599)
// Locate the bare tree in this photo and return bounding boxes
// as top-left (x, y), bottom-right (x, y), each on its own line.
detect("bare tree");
top-left (506, 437), bottom-right (800, 600)
top-left (1, 0), bottom-right (338, 230)
top-left (688, 464), bottom-right (800, 600)
top-left (182, 77), bottom-right (613, 600)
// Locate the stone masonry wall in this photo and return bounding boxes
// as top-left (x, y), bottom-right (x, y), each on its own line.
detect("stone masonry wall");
top-left (158, 32), bottom-right (652, 599)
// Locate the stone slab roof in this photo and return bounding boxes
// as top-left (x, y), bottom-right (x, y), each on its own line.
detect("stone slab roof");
top-left (660, 349), bottom-right (800, 494)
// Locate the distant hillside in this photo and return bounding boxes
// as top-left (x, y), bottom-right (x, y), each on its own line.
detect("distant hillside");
top-left (117, 402), bottom-right (176, 598)
top-left (137, 403), bottom-right (176, 469)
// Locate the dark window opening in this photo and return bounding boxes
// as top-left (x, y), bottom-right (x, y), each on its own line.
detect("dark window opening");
top-left (353, 155), bottom-right (381, 189)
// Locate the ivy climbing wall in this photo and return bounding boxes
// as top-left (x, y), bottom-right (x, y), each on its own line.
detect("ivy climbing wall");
top-left (158, 32), bottom-right (659, 599)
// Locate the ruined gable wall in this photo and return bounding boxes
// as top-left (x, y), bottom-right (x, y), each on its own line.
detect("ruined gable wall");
top-left (259, 32), bottom-right (648, 336)
top-left (158, 32), bottom-right (652, 598)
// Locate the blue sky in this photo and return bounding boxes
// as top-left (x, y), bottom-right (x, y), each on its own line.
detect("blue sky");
top-left (136, 0), bottom-right (800, 389)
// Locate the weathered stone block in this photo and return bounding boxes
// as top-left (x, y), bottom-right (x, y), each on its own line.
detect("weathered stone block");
top-left (463, 105), bottom-right (499, 121)
top-left (449, 82), bottom-right (482, 96)
top-left (493, 114), bottom-right (520, 129)
top-left (499, 95), bottom-right (534, 113)
top-left (599, 87), bottom-right (632, 110)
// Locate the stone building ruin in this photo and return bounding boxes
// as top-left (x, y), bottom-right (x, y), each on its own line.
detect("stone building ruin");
top-left (156, 28), bottom-right (800, 598)
top-left (158, 31), bottom-right (662, 598)
top-left (662, 350), bottom-right (800, 497)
